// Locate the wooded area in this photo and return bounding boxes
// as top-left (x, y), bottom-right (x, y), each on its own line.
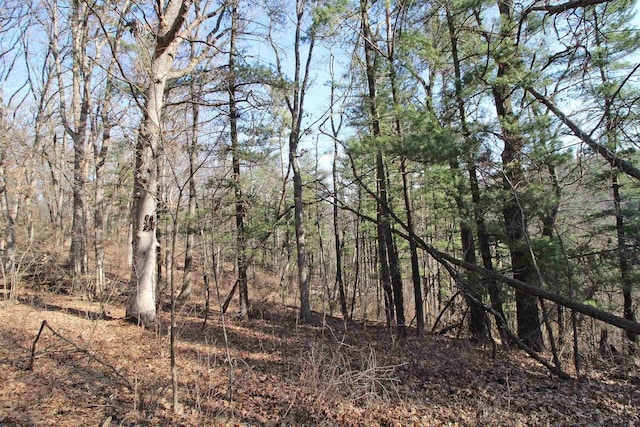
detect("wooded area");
top-left (1, 0), bottom-right (640, 424)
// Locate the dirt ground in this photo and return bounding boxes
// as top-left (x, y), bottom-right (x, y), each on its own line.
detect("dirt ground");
top-left (0, 288), bottom-right (639, 426)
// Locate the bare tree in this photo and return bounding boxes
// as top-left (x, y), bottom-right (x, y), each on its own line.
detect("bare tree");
top-left (269, 0), bottom-right (317, 322)
top-left (126, 0), bottom-right (228, 326)
top-left (49, 0), bottom-right (97, 276)
top-left (92, 1), bottom-right (132, 296)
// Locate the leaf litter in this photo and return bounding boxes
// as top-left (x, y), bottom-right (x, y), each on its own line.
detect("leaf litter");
top-left (0, 290), bottom-right (638, 426)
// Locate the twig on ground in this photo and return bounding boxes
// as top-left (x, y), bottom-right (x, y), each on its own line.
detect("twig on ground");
top-left (28, 319), bottom-right (132, 389)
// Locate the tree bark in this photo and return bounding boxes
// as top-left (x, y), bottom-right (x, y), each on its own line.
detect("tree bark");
top-left (178, 46), bottom-right (200, 302)
top-left (360, 0), bottom-right (394, 328)
top-left (0, 106), bottom-right (17, 298)
top-left (445, 4), bottom-right (489, 341)
top-left (50, 0), bottom-right (90, 275)
top-left (329, 80), bottom-right (348, 319)
top-left (385, 3), bottom-right (421, 335)
top-left (493, 0), bottom-right (543, 351)
top-left (93, 9), bottom-right (128, 297)
top-left (127, 0), bottom-right (192, 326)
top-left (178, 96), bottom-right (198, 301)
top-left (229, 2), bottom-right (250, 318)
top-left (275, 0), bottom-right (316, 323)
top-left (400, 160), bottom-right (423, 334)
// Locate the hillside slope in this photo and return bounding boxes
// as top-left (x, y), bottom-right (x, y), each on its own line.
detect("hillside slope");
top-left (0, 291), bottom-right (638, 426)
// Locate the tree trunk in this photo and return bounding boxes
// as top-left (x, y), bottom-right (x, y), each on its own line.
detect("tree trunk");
top-left (445, 6), bottom-right (490, 341)
top-left (126, 0), bottom-right (205, 326)
top-left (493, 0), bottom-right (543, 351)
top-left (386, 226), bottom-right (406, 337)
top-left (613, 174), bottom-right (637, 345)
top-left (469, 161), bottom-right (510, 343)
top-left (400, 160), bottom-right (423, 334)
top-left (127, 79), bottom-right (165, 325)
top-left (0, 106), bottom-right (17, 298)
top-left (449, 156), bottom-right (489, 339)
top-left (277, 0), bottom-right (316, 323)
top-left (126, 53), bottom-right (175, 325)
top-left (229, 2), bottom-right (250, 318)
top-left (94, 105), bottom-right (109, 297)
top-left (50, 0), bottom-right (90, 275)
top-left (291, 143), bottom-right (312, 321)
top-left (178, 102), bottom-right (197, 301)
top-left (450, 165), bottom-right (488, 340)
top-left (360, 0), bottom-right (395, 327)
top-left (384, 3), bottom-right (421, 334)
top-left (69, 133), bottom-right (88, 276)
top-left (178, 47), bottom-right (200, 302)
top-left (591, 8), bottom-right (637, 348)
top-left (93, 15), bottom-right (126, 297)
top-left (332, 129), bottom-right (348, 320)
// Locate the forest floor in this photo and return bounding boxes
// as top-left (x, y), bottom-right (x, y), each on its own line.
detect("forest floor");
top-left (1, 281), bottom-right (639, 426)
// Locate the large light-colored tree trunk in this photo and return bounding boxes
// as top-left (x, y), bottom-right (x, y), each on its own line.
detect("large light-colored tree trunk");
top-left (127, 76), bottom-right (166, 325)
top-left (126, 0), bottom-right (228, 326)
top-left (126, 2), bottom-right (187, 326)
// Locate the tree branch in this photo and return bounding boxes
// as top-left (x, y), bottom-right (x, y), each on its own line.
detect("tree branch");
top-left (341, 148), bottom-right (640, 336)
top-left (524, 0), bottom-right (611, 16)
top-left (526, 86), bottom-right (640, 181)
